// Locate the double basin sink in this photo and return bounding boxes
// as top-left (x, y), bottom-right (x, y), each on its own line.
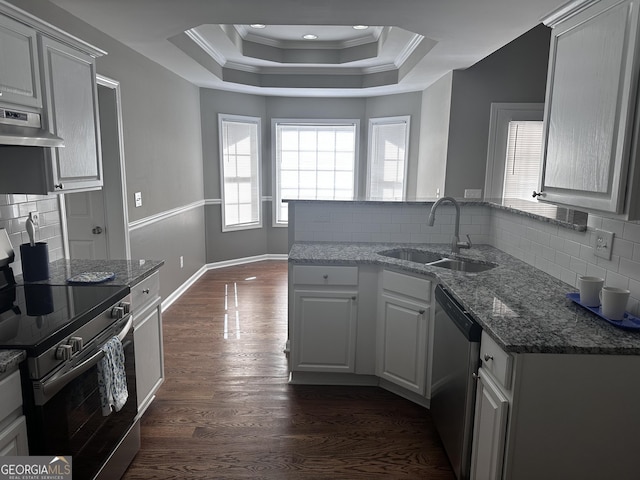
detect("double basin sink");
top-left (379, 248), bottom-right (497, 273)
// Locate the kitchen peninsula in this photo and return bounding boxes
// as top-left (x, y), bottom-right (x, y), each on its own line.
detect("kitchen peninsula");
top-left (287, 200), bottom-right (640, 480)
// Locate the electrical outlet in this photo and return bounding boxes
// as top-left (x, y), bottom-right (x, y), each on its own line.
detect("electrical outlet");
top-left (592, 228), bottom-right (614, 260)
top-left (179, 256), bottom-right (184, 268)
top-left (134, 192), bottom-right (142, 208)
top-left (28, 211), bottom-right (39, 226)
top-left (464, 189), bottom-right (482, 199)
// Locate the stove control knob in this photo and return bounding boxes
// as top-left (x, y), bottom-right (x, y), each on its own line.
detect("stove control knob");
top-left (68, 336), bottom-right (83, 353)
top-left (120, 302), bottom-right (131, 315)
top-left (111, 306), bottom-right (125, 320)
top-left (55, 344), bottom-right (73, 361)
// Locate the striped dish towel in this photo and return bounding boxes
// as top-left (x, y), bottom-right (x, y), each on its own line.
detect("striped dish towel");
top-left (96, 336), bottom-right (129, 416)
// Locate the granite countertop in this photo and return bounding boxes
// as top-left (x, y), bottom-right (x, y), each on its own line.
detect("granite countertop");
top-left (16, 258), bottom-right (164, 286)
top-left (0, 349), bottom-right (26, 374)
top-left (288, 242), bottom-right (640, 355)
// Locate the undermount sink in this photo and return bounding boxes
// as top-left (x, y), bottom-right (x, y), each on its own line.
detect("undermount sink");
top-left (379, 248), bottom-right (497, 273)
top-left (379, 248), bottom-right (444, 264)
top-left (428, 258), bottom-right (497, 273)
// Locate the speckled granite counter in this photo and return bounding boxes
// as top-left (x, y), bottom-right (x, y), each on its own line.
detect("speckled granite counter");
top-left (0, 349), bottom-right (26, 374)
top-left (289, 242), bottom-right (640, 355)
top-left (15, 259), bottom-right (164, 286)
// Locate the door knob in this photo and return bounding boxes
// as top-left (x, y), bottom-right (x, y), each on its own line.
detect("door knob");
top-left (92, 226), bottom-right (103, 234)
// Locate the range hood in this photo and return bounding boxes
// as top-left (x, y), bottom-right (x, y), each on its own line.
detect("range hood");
top-left (0, 106), bottom-right (64, 148)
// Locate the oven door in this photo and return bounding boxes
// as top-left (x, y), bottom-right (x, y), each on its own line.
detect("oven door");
top-left (23, 315), bottom-right (137, 480)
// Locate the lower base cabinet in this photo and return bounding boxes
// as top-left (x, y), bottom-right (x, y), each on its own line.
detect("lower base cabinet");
top-left (0, 370), bottom-right (28, 456)
top-left (470, 368), bottom-right (508, 480)
top-left (377, 293), bottom-right (429, 395)
top-left (291, 289), bottom-right (358, 372)
top-left (131, 272), bottom-right (164, 416)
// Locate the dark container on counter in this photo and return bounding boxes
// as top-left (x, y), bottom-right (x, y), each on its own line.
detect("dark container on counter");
top-left (20, 242), bottom-right (50, 282)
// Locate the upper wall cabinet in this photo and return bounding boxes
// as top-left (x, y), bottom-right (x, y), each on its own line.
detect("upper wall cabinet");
top-left (0, 1), bottom-right (106, 194)
top-left (0, 15), bottom-right (41, 108)
top-left (540, 0), bottom-right (640, 220)
top-left (39, 36), bottom-right (102, 192)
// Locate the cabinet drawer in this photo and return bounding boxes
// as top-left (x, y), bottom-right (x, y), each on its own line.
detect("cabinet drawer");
top-left (0, 370), bottom-right (23, 420)
top-left (293, 265), bottom-right (358, 286)
top-left (480, 332), bottom-right (512, 389)
top-left (131, 272), bottom-right (160, 314)
top-left (382, 269), bottom-right (431, 303)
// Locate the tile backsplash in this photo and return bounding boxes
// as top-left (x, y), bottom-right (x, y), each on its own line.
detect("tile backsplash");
top-left (0, 194), bottom-right (63, 275)
top-left (492, 209), bottom-right (640, 316)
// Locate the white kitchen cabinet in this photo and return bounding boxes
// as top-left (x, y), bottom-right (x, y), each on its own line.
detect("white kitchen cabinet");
top-left (0, 14), bottom-right (41, 108)
top-left (39, 35), bottom-right (102, 192)
top-left (540, 0), bottom-right (640, 219)
top-left (290, 265), bottom-right (358, 373)
top-left (470, 368), bottom-right (508, 480)
top-left (131, 272), bottom-right (164, 416)
top-left (0, 369), bottom-right (29, 456)
top-left (376, 270), bottom-right (431, 396)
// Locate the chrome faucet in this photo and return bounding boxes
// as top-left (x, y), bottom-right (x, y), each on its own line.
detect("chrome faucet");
top-left (427, 196), bottom-right (472, 254)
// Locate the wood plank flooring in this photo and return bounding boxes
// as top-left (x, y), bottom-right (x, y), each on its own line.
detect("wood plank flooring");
top-left (122, 261), bottom-right (455, 479)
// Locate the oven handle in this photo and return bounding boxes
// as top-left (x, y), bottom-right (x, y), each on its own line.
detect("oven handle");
top-left (37, 315), bottom-right (134, 404)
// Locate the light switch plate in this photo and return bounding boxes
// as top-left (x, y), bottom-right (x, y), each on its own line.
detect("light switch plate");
top-left (134, 192), bottom-right (142, 208)
top-left (592, 228), bottom-right (614, 260)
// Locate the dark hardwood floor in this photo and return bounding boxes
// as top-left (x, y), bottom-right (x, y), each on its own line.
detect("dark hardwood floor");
top-left (122, 260), bottom-right (455, 479)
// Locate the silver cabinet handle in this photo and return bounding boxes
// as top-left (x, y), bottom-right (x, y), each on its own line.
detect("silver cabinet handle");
top-left (55, 183), bottom-right (64, 190)
top-left (142, 288), bottom-right (150, 294)
top-left (484, 354), bottom-right (494, 362)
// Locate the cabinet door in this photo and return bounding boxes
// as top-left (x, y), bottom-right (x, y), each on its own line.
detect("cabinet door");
top-left (0, 15), bottom-right (41, 108)
top-left (541, 0), bottom-right (640, 213)
top-left (134, 305), bottom-right (164, 415)
top-left (40, 35), bottom-right (102, 192)
top-left (0, 416), bottom-right (29, 456)
top-left (377, 294), bottom-right (429, 395)
top-left (292, 289), bottom-right (357, 372)
top-left (470, 368), bottom-right (508, 480)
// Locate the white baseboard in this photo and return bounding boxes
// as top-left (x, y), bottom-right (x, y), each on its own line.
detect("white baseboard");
top-left (161, 253), bottom-right (288, 311)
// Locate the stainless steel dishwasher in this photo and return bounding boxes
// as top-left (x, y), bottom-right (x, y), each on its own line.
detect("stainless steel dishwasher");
top-left (430, 284), bottom-right (482, 480)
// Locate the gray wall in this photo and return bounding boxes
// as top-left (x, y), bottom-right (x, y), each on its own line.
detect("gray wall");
top-left (416, 71), bottom-right (453, 200)
top-left (443, 24), bottom-right (551, 198)
top-left (10, 0), bottom-right (207, 299)
top-left (200, 90), bottom-right (423, 262)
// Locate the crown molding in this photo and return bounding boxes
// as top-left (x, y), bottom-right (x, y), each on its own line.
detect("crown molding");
top-left (185, 28), bottom-right (227, 65)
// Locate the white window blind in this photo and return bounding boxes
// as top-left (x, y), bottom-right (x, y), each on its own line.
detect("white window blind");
top-left (503, 121), bottom-right (544, 201)
top-left (367, 117), bottom-right (409, 201)
top-left (219, 115), bottom-right (261, 231)
top-left (274, 122), bottom-right (357, 224)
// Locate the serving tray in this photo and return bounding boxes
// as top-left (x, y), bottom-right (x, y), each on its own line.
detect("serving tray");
top-left (67, 271), bottom-right (115, 284)
top-left (566, 292), bottom-right (640, 331)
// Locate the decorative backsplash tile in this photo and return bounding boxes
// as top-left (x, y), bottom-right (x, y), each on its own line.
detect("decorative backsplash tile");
top-left (0, 194), bottom-right (63, 275)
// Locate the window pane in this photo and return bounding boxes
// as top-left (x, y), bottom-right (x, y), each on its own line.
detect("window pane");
top-left (275, 122), bottom-right (357, 224)
top-left (220, 116), bottom-right (261, 230)
top-left (367, 118), bottom-right (409, 201)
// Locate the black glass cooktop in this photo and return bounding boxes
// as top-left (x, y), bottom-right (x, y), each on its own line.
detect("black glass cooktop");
top-left (0, 280), bottom-right (129, 355)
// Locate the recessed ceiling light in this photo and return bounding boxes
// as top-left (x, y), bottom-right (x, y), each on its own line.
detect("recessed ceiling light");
top-left (353, 25), bottom-right (369, 30)
top-left (302, 34), bottom-right (318, 40)
top-left (250, 24), bottom-right (266, 29)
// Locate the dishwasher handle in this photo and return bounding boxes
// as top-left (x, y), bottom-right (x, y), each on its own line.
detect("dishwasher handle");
top-left (435, 285), bottom-right (482, 342)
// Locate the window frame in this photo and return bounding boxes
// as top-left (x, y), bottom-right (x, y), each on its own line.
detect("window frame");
top-left (366, 115), bottom-right (410, 201)
top-left (484, 103), bottom-right (544, 200)
top-left (218, 113), bottom-right (262, 232)
top-left (272, 118), bottom-right (360, 227)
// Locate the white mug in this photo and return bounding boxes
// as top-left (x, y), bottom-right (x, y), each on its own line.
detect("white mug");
top-left (578, 276), bottom-right (604, 307)
top-left (599, 287), bottom-right (630, 321)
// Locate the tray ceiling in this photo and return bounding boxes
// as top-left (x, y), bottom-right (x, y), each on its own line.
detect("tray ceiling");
top-left (47, 0), bottom-right (568, 97)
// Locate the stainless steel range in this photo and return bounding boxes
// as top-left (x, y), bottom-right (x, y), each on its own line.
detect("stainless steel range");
top-left (0, 265), bottom-right (139, 480)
